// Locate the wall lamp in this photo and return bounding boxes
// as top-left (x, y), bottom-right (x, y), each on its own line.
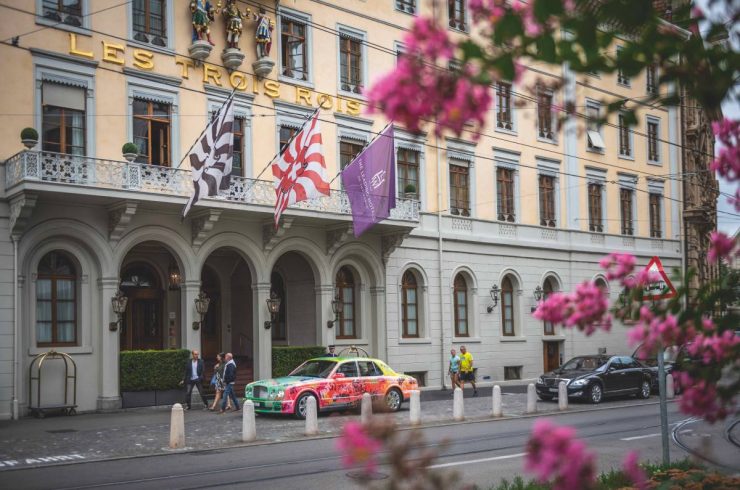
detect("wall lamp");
top-left (327, 294), bottom-right (342, 328)
top-left (533, 285), bottom-right (544, 302)
top-left (264, 291), bottom-right (281, 329)
top-left (487, 284), bottom-right (500, 313)
top-left (109, 290), bottom-right (128, 332)
top-left (193, 290), bottom-right (210, 330)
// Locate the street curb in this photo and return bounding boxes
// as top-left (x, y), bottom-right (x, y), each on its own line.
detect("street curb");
top-left (1, 399), bottom-right (670, 473)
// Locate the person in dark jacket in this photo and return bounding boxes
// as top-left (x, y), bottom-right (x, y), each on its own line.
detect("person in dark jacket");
top-left (183, 350), bottom-right (209, 410)
top-left (220, 352), bottom-right (240, 413)
top-left (325, 345), bottom-right (339, 357)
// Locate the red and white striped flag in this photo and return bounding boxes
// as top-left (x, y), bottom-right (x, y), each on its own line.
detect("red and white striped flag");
top-left (272, 113), bottom-right (329, 227)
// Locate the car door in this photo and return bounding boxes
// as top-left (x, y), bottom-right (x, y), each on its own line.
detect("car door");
top-left (357, 360), bottom-right (382, 399)
top-left (622, 356), bottom-right (644, 392)
top-left (602, 357), bottom-right (625, 393)
top-left (334, 360), bottom-right (360, 407)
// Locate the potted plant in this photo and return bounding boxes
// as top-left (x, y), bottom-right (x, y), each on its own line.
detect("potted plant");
top-left (403, 183), bottom-right (417, 200)
top-left (122, 142), bottom-right (139, 162)
top-left (20, 127), bottom-right (38, 149)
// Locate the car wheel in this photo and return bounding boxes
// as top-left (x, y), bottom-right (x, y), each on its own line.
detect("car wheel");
top-left (639, 380), bottom-right (651, 399)
top-left (384, 388), bottom-right (402, 412)
top-left (294, 393), bottom-right (317, 420)
top-left (538, 395), bottom-right (554, 401)
top-left (588, 383), bottom-right (603, 404)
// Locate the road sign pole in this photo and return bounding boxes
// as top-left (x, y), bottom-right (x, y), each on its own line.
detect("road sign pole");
top-left (657, 347), bottom-right (670, 465)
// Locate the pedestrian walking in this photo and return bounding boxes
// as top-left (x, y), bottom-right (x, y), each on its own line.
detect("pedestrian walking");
top-left (220, 352), bottom-right (240, 413)
top-left (182, 350), bottom-right (209, 410)
top-left (208, 353), bottom-right (233, 411)
top-left (458, 345), bottom-right (477, 396)
top-left (448, 348), bottom-right (461, 392)
top-left (325, 345), bottom-right (339, 357)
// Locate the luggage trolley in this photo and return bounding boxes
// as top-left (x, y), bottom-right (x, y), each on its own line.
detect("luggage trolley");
top-left (28, 350), bottom-right (77, 418)
top-left (338, 345), bottom-right (370, 358)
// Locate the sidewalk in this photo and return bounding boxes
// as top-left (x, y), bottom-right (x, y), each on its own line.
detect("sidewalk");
top-left (0, 390), bottom-right (659, 471)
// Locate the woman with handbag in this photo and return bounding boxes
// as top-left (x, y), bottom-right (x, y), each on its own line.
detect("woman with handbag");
top-left (208, 353), bottom-right (233, 411)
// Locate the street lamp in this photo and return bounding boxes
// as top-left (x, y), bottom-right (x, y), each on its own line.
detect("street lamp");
top-left (109, 290), bottom-right (128, 332)
top-left (168, 261), bottom-right (181, 290)
top-left (264, 291), bottom-right (281, 329)
top-left (193, 291), bottom-right (210, 330)
top-left (533, 285), bottom-right (544, 302)
top-left (327, 294), bottom-right (342, 328)
top-left (487, 284), bottom-right (500, 313)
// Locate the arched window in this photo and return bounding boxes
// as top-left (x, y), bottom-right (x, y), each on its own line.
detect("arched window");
top-left (595, 277), bottom-right (608, 292)
top-left (336, 266), bottom-right (356, 339)
top-left (501, 276), bottom-right (515, 336)
top-left (120, 264), bottom-right (159, 288)
top-left (453, 274), bottom-right (468, 337)
top-left (401, 270), bottom-right (418, 338)
top-left (36, 251), bottom-right (77, 346)
top-left (543, 278), bottom-right (555, 335)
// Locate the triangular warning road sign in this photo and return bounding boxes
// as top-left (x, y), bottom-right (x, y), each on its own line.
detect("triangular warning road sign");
top-left (641, 256), bottom-right (677, 300)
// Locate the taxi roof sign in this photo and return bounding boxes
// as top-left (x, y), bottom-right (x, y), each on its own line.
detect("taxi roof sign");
top-left (641, 256), bottom-right (677, 300)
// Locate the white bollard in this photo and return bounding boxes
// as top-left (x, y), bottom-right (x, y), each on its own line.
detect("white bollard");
top-left (526, 384), bottom-right (537, 414)
top-left (409, 390), bottom-right (421, 426)
top-left (492, 385), bottom-right (502, 417)
top-left (558, 381), bottom-right (568, 411)
top-left (360, 392), bottom-right (372, 425)
top-left (453, 387), bottom-right (464, 421)
top-left (305, 396), bottom-right (319, 436)
top-left (242, 400), bottom-right (256, 442)
top-left (666, 373), bottom-right (675, 399)
top-left (169, 403), bottom-right (185, 449)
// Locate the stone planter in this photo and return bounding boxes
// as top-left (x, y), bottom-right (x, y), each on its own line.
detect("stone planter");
top-left (122, 153), bottom-right (138, 163)
top-left (252, 57), bottom-right (275, 79)
top-left (404, 192), bottom-right (417, 200)
top-left (221, 48), bottom-right (245, 71)
top-left (21, 139), bottom-right (38, 149)
top-left (188, 40), bottom-right (213, 65)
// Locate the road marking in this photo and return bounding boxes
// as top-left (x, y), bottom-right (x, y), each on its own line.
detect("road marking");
top-left (620, 433), bottom-right (660, 441)
top-left (428, 452), bottom-right (526, 469)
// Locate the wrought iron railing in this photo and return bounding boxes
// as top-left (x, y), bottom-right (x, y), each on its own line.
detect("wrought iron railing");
top-left (4, 150), bottom-right (420, 222)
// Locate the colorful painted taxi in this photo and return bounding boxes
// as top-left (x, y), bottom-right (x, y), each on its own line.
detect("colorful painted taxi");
top-left (244, 357), bottom-right (418, 418)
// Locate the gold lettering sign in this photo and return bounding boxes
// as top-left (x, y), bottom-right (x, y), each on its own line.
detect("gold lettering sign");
top-left (68, 33), bottom-right (93, 58)
top-left (102, 41), bottom-right (125, 65)
top-left (133, 49), bottom-right (154, 70)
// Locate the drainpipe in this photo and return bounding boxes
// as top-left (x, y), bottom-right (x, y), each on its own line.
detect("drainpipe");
top-left (437, 141), bottom-right (446, 390)
top-left (11, 236), bottom-right (19, 420)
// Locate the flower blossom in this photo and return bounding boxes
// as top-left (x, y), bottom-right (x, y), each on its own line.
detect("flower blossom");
top-left (673, 372), bottom-right (731, 423)
top-left (622, 451), bottom-right (648, 490)
top-left (599, 253), bottom-right (636, 283)
top-left (525, 420), bottom-right (596, 490)
top-left (708, 231), bottom-right (737, 263)
top-left (469, 0), bottom-right (506, 23)
top-left (687, 330), bottom-right (740, 366)
top-left (533, 281), bottom-right (610, 336)
top-left (626, 311), bottom-right (683, 354)
top-left (710, 118), bottom-right (740, 182)
top-left (336, 421), bottom-right (382, 474)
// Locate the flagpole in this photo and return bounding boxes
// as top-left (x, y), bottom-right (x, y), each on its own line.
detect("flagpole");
top-left (327, 121), bottom-right (394, 186)
top-left (175, 86), bottom-right (238, 169)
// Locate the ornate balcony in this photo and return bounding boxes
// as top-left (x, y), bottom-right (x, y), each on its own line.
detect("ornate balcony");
top-left (4, 150), bottom-right (420, 224)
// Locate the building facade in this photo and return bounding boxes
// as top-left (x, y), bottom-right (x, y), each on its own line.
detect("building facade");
top-left (0, 0), bottom-right (686, 419)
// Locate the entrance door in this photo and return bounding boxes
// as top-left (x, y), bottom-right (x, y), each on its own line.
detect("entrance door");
top-left (543, 342), bottom-right (560, 372)
top-left (201, 267), bottom-right (221, 361)
top-left (120, 263), bottom-right (163, 351)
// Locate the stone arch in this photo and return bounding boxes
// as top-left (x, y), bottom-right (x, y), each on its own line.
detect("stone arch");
top-left (113, 225), bottom-right (195, 284)
top-left (265, 236), bottom-right (329, 286)
top-left (540, 270), bottom-right (564, 291)
top-left (331, 242), bottom-right (384, 287)
top-left (592, 273), bottom-right (610, 296)
top-left (450, 265), bottom-right (478, 291)
top-left (195, 232), bottom-right (265, 284)
top-left (497, 268), bottom-right (523, 291)
top-left (398, 261), bottom-right (430, 288)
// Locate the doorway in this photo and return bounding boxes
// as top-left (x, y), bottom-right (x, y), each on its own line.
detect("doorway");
top-left (543, 341), bottom-right (562, 373)
top-left (121, 263), bottom-right (163, 351)
top-left (201, 266), bottom-right (221, 361)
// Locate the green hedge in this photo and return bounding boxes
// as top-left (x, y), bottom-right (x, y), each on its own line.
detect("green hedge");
top-left (120, 349), bottom-right (190, 391)
top-left (272, 346), bottom-right (327, 377)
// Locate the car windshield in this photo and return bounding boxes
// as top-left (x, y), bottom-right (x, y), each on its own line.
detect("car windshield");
top-left (289, 360), bottom-right (337, 378)
top-left (560, 357), bottom-right (607, 371)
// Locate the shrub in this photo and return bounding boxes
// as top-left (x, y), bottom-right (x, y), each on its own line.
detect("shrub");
top-left (121, 142), bottom-right (138, 155)
top-left (404, 183), bottom-right (416, 194)
top-left (20, 127), bottom-right (38, 141)
top-left (272, 346), bottom-right (326, 377)
top-left (120, 349), bottom-right (190, 391)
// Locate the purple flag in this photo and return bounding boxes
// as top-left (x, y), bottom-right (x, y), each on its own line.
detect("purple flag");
top-left (341, 125), bottom-right (396, 237)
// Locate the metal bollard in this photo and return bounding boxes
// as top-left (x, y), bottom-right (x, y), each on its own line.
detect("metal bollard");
top-left (242, 400), bottom-right (256, 442)
top-left (169, 403), bottom-right (185, 449)
top-left (409, 390), bottom-right (421, 426)
top-left (526, 384), bottom-right (537, 414)
top-left (492, 385), bottom-right (502, 417)
top-left (305, 396), bottom-right (319, 436)
top-left (666, 374), bottom-right (675, 399)
top-left (558, 381), bottom-right (568, 411)
top-left (360, 392), bottom-right (372, 425)
top-left (453, 387), bottom-right (464, 421)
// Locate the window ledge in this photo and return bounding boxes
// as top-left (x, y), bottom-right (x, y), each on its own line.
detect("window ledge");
top-left (125, 41), bottom-right (175, 57)
top-left (279, 75), bottom-right (314, 89)
top-left (35, 18), bottom-right (90, 36)
top-left (337, 89), bottom-right (366, 101)
top-left (500, 337), bottom-right (527, 343)
top-left (537, 137), bottom-right (558, 145)
top-left (617, 82), bottom-right (632, 88)
top-left (494, 127), bottom-right (517, 137)
top-left (586, 147), bottom-right (606, 155)
top-left (398, 337), bottom-right (432, 344)
top-left (452, 336), bottom-right (482, 343)
top-left (618, 154), bottom-right (635, 161)
top-left (542, 335), bottom-right (567, 341)
top-left (647, 160), bottom-right (662, 166)
top-left (29, 346), bottom-right (93, 356)
top-left (394, 7), bottom-right (417, 16)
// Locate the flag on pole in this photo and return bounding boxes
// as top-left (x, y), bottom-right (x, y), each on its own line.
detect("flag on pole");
top-left (272, 113), bottom-right (329, 227)
top-left (182, 96), bottom-right (235, 218)
top-left (341, 125), bottom-right (396, 237)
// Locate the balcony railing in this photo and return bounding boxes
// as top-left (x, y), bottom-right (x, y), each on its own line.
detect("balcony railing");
top-left (5, 150), bottom-right (420, 223)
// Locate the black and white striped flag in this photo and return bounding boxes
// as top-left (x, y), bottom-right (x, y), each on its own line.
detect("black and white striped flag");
top-left (182, 96), bottom-right (235, 218)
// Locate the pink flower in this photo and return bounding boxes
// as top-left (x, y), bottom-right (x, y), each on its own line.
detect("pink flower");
top-left (335, 421), bottom-right (382, 474)
top-left (687, 330), bottom-right (740, 366)
top-left (525, 420), bottom-right (596, 490)
top-left (710, 118), bottom-right (740, 182)
top-left (599, 253), bottom-right (636, 282)
top-left (674, 372), bottom-right (731, 423)
top-left (533, 292), bottom-right (571, 325)
top-left (708, 231), bottom-right (737, 263)
top-left (622, 451), bottom-right (648, 490)
top-left (469, 0), bottom-right (506, 23)
top-left (533, 281), bottom-right (611, 336)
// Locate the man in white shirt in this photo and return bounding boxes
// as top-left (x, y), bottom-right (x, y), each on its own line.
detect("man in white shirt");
top-left (183, 350), bottom-right (208, 410)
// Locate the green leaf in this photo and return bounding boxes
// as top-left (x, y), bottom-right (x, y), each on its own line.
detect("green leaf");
top-left (536, 35), bottom-right (557, 62)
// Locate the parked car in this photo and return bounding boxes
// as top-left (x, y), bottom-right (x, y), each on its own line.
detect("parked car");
top-left (536, 355), bottom-right (653, 404)
top-left (244, 357), bottom-right (418, 418)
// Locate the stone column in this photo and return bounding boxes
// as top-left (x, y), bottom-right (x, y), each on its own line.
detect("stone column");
top-left (315, 284), bottom-right (335, 348)
top-left (98, 277), bottom-right (122, 410)
top-left (181, 280), bottom-right (202, 352)
top-left (253, 282), bottom-right (273, 380)
top-left (370, 286), bottom-right (386, 360)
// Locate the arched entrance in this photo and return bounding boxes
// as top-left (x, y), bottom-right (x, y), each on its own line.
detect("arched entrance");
top-left (120, 262), bottom-right (164, 351)
top-left (271, 251), bottom-right (317, 345)
top-left (200, 265), bottom-right (221, 360)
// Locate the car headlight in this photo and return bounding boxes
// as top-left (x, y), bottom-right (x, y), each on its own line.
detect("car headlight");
top-left (569, 379), bottom-right (588, 387)
top-left (537, 377), bottom-right (545, 384)
top-left (245, 386), bottom-right (253, 395)
top-left (269, 391), bottom-right (277, 399)
top-left (276, 390), bottom-right (285, 400)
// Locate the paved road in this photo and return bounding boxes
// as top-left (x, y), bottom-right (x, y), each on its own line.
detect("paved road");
top-left (2, 402), bottom-right (713, 490)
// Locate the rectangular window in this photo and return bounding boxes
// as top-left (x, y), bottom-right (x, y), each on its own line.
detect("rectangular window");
top-left (537, 89), bottom-right (554, 140)
top-left (395, 0), bottom-right (416, 14)
top-left (340, 140), bottom-right (365, 169)
top-left (42, 0), bottom-right (82, 26)
top-left (397, 148), bottom-right (420, 199)
top-left (232, 116), bottom-right (245, 177)
top-left (42, 83), bottom-right (86, 156)
top-left (647, 119), bottom-right (660, 162)
top-left (646, 64), bottom-right (657, 95)
top-left (618, 114), bottom-right (631, 157)
top-left (404, 371), bottom-right (426, 387)
top-left (620, 188), bottom-right (634, 236)
top-left (586, 102), bottom-right (605, 150)
top-left (497, 167), bottom-right (515, 222)
top-left (449, 163), bottom-right (470, 216)
top-left (504, 366), bottom-right (522, 380)
top-left (339, 34), bottom-right (363, 94)
top-left (496, 82), bottom-right (513, 131)
top-left (281, 17), bottom-right (308, 81)
top-left (448, 0), bottom-right (466, 31)
top-left (279, 125), bottom-right (297, 152)
top-left (617, 47), bottom-right (630, 86)
top-left (133, 98), bottom-right (171, 166)
top-left (539, 174), bottom-right (556, 227)
top-left (588, 183), bottom-right (603, 232)
top-left (649, 193), bottom-right (662, 238)
top-left (132, 0), bottom-right (167, 47)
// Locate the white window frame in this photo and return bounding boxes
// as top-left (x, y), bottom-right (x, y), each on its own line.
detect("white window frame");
top-left (274, 100), bottom-right (314, 154)
top-left (36, 0), bottom-right (89, 34)
top-left (127, 0), bottom-right (175, 54)
top-left (394, 127), bottom-right (426, 208)
top-left (585, 99), bottom-right (605, 153)
top-left (646, 115), bottom-right (662, 165)
top-left (495, 81), bottom-right (517, 135)
top-left (336, 113), bottom-right (372, 174)
top-left (447, 138), bottom-right (476, 218)
top-left (278, 7), bottom-right (313, 88)
top-left (447, 0), bottom-right (469, 33)
top-left (336, 24), bottom-right (368, 99)
top-left (451, 267), bottom-right (479, 342)
top-left (494, 148), bottom-right (520, 223)
top-left (206, 87), bottom-right (254, 178)
top-left (536, 157), bottom-right (561, 228)
top-left (126, 73), bottom-right (180, 166)
top-left (617, 112), bottom-right (634, 160)
top-left (586, 167), bottom-right (608, 233)
top-left (397, 264), bottom-right (430, 343)
top-left (394, 0), bottom-right (417, 15)
top-left (646, 64), bottom-right (659, 95)
top-left (647, 179), bottom-right (665, 239)
top-left (616, 46), bottom-right (630, 87)
top-left (497, 269), bottom-right (525, 340)
top-left (536, 86), bottom-right (557, 144)
top-left (618, 173), bottom-right (638, 236)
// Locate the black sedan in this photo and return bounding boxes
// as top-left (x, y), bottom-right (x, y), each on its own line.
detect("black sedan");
top-left (536, 355), bottom-right (653, 404)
